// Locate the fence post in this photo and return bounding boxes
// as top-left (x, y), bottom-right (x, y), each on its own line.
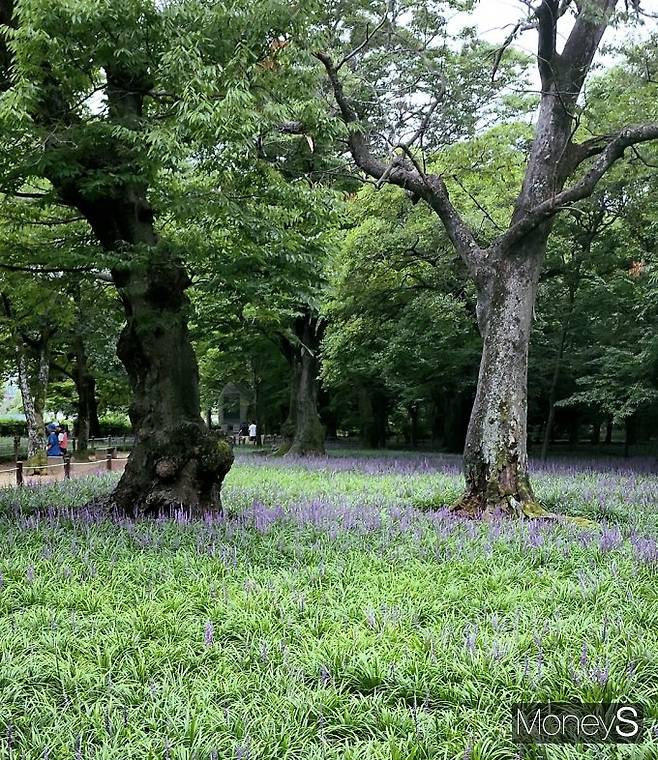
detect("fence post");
top-left (13, 435), bottom-right (20, 461)
top-left (64, 455), bottom-right (71, 480)
top-left (16, 461), bottom-right (23, 487)
top-left (106, 453), bottom-right (112, 471)
top-left (107, 436), bottom-right (112, 454)
top-left (72, 437), bottom-right (77, 452)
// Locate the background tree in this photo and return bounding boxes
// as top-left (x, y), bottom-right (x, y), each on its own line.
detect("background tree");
top-left (0, 0), bottom-right (325, 512)
top-left (312, 0), bottom-right (658, 515)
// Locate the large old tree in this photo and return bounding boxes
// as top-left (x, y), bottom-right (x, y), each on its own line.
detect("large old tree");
top-left (0, 0), bottom-right (308, 513)
top-left (316, 0), bottom-right (658, 515)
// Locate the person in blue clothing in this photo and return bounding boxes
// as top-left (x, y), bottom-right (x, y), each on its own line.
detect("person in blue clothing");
top-left (46, 424), bottom-right (62, 456)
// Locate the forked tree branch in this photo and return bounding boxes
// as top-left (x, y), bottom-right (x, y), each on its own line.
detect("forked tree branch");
top-left (497, 122), bottom-right (658, 250)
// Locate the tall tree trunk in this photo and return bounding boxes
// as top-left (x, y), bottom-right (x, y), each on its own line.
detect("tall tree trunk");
top-left (285, 315), bottom-right (325, 456)
top-left (590, 421), bottom-right (601, 445)
top-left (70, 332), bottom-right (98, 456)
top-left (408, 404), bottom-right (419, 448)
top-left (276, 342), bottom-right (298, 455)
top-left (16, 341), bottom-right (49, 462)
top-left (89, 384), bottom-right (101, 439)
top-left (110, 252), bottom-right (233, 515)
top-left (605, 417), bottom-right (613, 445)
top-left (458, 247), bottom-right (544, 516)
top-left (624, 416), bottom-right (636, 459)
top-left (359, 388), bottom-right (376, 448)
top-left (541, 317), bottom-right (569, 460)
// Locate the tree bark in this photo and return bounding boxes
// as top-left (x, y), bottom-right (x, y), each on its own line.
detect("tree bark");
top-left (16, 339), bottom-right (49, 463)
top-left (458, 248), bottom-right (544, 516)
top-left (408, 404), bottom-right (419, 448)
top-left (57, 190), bottom-right (233, 514)
top-left (281, 314), bottom-right (325, 456)
top-left (70, 332), bottom-right (97, 456)
top-left (541, 315), bottom-right (569, 460)
top-left (110, 252), bottom-right (233, 515)
top-left (359, 387), bottom-right (388, 448)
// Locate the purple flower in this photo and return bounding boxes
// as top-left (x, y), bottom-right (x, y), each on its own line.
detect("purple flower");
top-left (319, 664), bottom-right (331, 686)
top-left (593, 665), bottom-right (609, 687)
top-left (599, 526), bottom-right (622, 553)
top-left (204, 620), bottom-right (214, 647)
top-left (464, 626), bottom-right (478, 654)
top-left (26, 565), bottom-right (34, 583)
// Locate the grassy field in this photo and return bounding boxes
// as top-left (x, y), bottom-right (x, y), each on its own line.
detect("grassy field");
top-left (0, 451), bottom-right (657, 759)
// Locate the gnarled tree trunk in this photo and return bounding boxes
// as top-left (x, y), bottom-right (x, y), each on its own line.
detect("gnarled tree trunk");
top-left (110, 252), bottom-right (233, 516)
top-left (61, 189), bottom-right (234, 515)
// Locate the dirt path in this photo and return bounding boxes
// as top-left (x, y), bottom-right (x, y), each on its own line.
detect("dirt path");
top-left (0, 456), bottom-right (128, 488)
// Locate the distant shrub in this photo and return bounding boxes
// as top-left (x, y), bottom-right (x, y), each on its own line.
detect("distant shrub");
top-left (0, 418), bottom-right (26, 437)
top-left (97, 414), bottom-right (133, 436)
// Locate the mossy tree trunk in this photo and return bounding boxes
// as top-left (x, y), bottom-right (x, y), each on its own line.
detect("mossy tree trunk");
top-left (456, 243), bottom-right (545, 517)
top-left (110, 251), bottom-right (233, 515)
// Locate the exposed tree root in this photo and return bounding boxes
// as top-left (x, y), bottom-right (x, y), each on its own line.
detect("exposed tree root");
top-left (449, 489), bottom-right (553, 520)
top-left (448, 489), bottom-right (598, 527)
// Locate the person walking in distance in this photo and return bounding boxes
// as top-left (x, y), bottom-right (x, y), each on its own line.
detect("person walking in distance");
top-left (249, 420), bottom-right (257, 446)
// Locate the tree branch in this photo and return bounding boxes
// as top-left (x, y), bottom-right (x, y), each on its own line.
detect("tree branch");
top-left (314, 51), bottom-right (484, 277)
top-left (535, 0), bottom-right (561, 88)
top-left (560, 0), bottom-right (616, 97)
top-left (336, 15), bottom-right (389, 71)
top-left (498, 122), bottom-right (658, 250)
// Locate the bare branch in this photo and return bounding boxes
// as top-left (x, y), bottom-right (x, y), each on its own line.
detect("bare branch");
top-left (314, 50), bottom-right (484, 276)
top-left (337, 15), bottom-right (388, 71)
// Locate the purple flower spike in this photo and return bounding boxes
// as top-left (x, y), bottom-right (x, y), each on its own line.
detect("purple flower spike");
top-left (204, 620), bottom-right (214, 647)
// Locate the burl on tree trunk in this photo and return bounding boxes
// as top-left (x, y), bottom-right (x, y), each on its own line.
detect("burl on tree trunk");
top-left (111, 254), bottom-right (234, 516)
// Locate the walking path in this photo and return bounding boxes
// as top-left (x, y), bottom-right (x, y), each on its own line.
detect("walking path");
top-left (0, 455), bottom-right (128, 488)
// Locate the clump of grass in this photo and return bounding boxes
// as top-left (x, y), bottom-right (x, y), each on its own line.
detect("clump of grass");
top-left (0, 454), bottom-right (656, 758)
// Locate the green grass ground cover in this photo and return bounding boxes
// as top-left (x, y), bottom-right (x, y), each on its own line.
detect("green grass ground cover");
top-left (0, 451), bottom-right (657, 759)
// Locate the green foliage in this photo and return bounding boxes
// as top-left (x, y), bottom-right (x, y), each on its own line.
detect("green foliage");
top-left (97, 413), bottom-right (132, 436)
top-left (0, 454), bottom-right (657, 757)
top-left (0, 417), bottom-right (26, 436)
